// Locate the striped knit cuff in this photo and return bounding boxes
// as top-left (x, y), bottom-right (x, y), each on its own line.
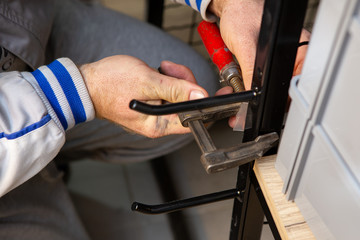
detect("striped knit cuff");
top-left (174, 0), bottom-right (217, 22)
top-left (30, 58), bottom-right (95, 131)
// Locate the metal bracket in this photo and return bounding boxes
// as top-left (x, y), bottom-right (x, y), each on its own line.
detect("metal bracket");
top-left (130, 91), bottom-right (278, 173)
top-left (183, 116), bottom-right (278, 173)
top-left (177, 102), bottom-right (278, 173)
top-left (132, 188), bottom-right (240, 215)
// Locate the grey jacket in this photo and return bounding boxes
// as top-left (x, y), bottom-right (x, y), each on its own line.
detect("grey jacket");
top-left (0, 0), bottom-right (55, 69)
top-left (0, 0), bottom-right (214, 197)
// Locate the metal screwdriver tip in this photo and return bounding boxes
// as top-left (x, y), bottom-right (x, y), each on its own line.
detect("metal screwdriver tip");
top-left (229, 76), bottom-right (245, 93)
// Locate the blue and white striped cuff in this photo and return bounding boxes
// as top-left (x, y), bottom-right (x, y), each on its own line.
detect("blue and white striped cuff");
top-left (174, 0), bottom-right (217, 22)
top-left (30, 58), bottom-right (95, 131)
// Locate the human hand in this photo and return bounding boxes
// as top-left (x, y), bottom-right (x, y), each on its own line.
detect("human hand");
top-left (209, 0), bottom-right (310, 89)
top-left (80, 55), bottom-right (208, 138)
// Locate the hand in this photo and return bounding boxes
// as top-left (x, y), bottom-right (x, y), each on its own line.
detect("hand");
top-left (209, 0), bottom-right (310, 89)
top-left (80, 55), bottom-right (208, 138)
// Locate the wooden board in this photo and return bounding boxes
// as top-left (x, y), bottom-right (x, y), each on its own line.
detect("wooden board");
top-left (254, 155), bottom-right (316, 240)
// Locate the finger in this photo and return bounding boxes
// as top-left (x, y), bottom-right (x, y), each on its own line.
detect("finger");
top-left (232, 40), bottom-right (258, 90)
top-left (293, 29), bottom-right (311, 76)
top-left (293, 51), bottom-right (306, 76)
top-left (160, 61), bottom-right (197, 83)
top-left (214, 87), bottom-right (235, 128)
top-left (222, 29), bottom-right (257, 90)
top-left (228, 116), bottom-right (236, 128)
top-left (215, 86), bottom-right (233, 96)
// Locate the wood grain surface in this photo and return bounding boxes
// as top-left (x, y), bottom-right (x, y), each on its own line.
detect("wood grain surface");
top-left (254, 156), bottom-right (316, 240)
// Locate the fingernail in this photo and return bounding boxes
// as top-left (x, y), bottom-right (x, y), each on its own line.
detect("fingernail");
top-left (190, 90), bottom-right (205, 100)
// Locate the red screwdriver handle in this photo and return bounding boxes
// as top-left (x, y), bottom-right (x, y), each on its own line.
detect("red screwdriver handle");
top-left (197, 21), bottom-right (235, 71)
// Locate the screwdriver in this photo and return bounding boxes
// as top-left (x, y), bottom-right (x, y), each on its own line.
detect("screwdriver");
top-left (197, 21), bottom-right (248, 131)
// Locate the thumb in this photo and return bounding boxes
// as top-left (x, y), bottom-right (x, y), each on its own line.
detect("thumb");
top-left (153, 74), bottom-right (208, 103)
top-left (232, 42), bottom-right (257, 90)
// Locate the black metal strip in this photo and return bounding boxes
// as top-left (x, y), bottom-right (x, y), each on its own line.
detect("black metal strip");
top-left (231, 0), bottom-right (309, 239)
top-left (132, 188), bottom-right (240, 214)
top-left (244, 0), bottom-right (309, 142)
top-left (250, 170), bottom-right (282, 240)
top-left (130, 91), bottom-right (257, 115)
top-left (229, 163), bottom-right (253, 240)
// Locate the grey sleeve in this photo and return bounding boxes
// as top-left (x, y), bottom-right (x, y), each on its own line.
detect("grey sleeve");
top-left (0, 58), bottom-right (95, 197)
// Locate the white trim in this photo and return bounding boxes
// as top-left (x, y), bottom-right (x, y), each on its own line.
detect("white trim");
top-left (172, 0), bottom-right (187, 5)
top-left (38, 65), bottom-right (76, 129)
top-left (200, 0), bottom-right (217, 22)
top-left (189, 0), bottom-right (197, 10)
top-left (57, 58), bottom-right (95, 122)
top-left (21, 72), bottom-right (64, 131)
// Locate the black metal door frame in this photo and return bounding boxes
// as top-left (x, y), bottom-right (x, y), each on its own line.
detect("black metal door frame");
top-left (230, 0), bottom-right (308, 239)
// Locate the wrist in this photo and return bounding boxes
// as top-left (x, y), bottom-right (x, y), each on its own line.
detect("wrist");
top-left (30, 58), bottom-right (95, 131)
top-left (79, 63), bottom-right (99, 116)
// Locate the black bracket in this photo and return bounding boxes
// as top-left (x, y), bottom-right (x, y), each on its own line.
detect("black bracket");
top-left (132, 188), bottom-right (241, 215)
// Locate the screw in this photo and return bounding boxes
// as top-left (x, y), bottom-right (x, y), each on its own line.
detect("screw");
top-left (229, 76), bottom-right (246, 92)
